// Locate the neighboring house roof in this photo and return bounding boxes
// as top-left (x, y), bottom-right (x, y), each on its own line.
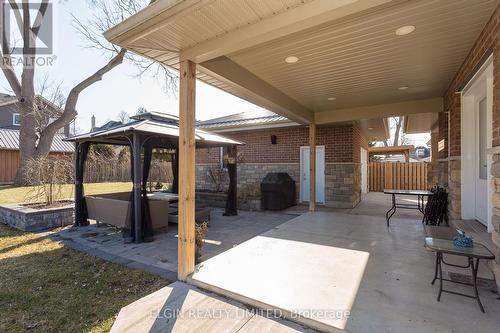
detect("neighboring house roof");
top-left (94, 120), bottom-right (123, 132)
top-left (0, 128), bottom-right (74, 153)
top-left (197, 110), bottom-right (297, 131)
top-left (66, 111), bottom-right (241, 148)
top-left (0, 93), bottom-right (18, 107)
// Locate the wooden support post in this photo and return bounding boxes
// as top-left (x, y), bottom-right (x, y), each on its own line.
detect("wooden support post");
top-left (132, 132), bottom-right (142, 243)
top-left (309, 123), bottom-right (316, 212)
top-left (178, 60), bottom-right (196, 281)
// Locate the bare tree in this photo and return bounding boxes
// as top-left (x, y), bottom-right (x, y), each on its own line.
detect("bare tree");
top-left (1, 0), bottom-right (176, 184)
top-left (117, 110), bottom-right (130, 124)
top-left (0, 1), bottom-right (128, 184)
top-left (73, 0), bottom-right (178, 95)
top-left (385, 117), bottom-right (404, 147)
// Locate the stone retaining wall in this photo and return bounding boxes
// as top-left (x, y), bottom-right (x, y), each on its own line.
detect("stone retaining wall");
top-left (0, 203), bottom-right (74, 231)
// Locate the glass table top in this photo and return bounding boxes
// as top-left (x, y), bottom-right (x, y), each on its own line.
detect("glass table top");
top-left (425, 237), bottom-right (495, 259)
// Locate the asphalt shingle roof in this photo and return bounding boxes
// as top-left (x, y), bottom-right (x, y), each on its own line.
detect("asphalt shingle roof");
top-left (197, 110), bottom-right (293, 129)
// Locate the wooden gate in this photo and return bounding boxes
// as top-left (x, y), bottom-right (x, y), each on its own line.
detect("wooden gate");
top-left (369, 162), bottom-right (428, 192)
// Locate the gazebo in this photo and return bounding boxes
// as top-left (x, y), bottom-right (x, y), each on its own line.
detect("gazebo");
top-left (65, 111), bottom-right (242, 243)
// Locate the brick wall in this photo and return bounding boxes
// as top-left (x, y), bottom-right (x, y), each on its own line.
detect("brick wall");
top-left (196, 123), bottom-right (368, 208)
top-left (197, 124), bottom-right (357, 164)
top-left (444, 5), bottom-right (499, 155)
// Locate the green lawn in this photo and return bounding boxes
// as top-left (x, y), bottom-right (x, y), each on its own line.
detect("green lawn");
top-left (0, 223), bottom-right (169, 333)
top-left (0, 182), bottom-right (132, 205)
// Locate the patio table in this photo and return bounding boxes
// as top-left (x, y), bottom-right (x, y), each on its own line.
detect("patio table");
top-left (383, 189), bottom-right (434, 227)
top-left (424, 237), bottom-right (495, 312)
top-left (147, 192), bottom-right (179, 203)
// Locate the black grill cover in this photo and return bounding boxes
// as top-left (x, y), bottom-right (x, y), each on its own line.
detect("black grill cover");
top-left (261, 173), bottom-right (296, 210)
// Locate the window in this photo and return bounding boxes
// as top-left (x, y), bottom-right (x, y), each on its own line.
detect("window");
top-left (12, 113), bottom-right (20, 126)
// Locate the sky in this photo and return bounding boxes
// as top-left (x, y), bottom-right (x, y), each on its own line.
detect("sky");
top-left (0, 1), bottom-right (429, 146)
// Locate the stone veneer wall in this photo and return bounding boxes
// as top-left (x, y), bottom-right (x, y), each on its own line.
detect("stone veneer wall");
top-left (325, 163), bottom-right (361, 208)
top-left (196, 161), bottom-right (361, 209)
top-left (447, 158), bottom-right (461, 220)
top-left (490, 154), bottom-right (500, 287)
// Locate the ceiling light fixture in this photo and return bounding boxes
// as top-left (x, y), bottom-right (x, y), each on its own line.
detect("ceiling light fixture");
top-left (368, 127), bottom-right (374, 130)
top-left (398, 86), bottom-right (409, 91)
top-left (327, 97), bottom-right (336, 101)
top-left (395, 25), bottom-right (416, 36)
top-left (285, 56), bottom-right (299, 64)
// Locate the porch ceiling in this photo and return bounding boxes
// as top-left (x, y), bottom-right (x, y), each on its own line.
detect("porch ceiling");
top-left (105, 0), bottom-right (499, 124)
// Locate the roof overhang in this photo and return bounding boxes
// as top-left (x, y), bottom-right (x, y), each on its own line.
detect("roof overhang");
top-left (104, 0), bottom-right (499, 125)
top-left (403, 112), bottom-right (439, 134)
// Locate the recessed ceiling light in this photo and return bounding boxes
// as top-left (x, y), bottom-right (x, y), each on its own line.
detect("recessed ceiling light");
top-left (327, 97), bottom-right (336, 101)
top-left (368, 127), bottom-right (374, 130)
top-left (398, 86), bottom-right (409, 91)
top-left (395, 25), bottom-right (416, 36)
top-left (285, 56), bottom-right (299, 63)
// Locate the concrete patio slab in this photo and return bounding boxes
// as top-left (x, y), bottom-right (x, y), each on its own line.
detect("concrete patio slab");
top-left (51, 208), bottom-right (294, 278)
top-left (110, 281), bottom-right (314, 333)
top-left (189, 211), bottom-right (500, 333)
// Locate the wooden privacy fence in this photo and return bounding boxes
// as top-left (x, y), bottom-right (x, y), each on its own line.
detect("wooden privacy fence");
top-left (369, 162), bottom-right (428, 192)
top-left (85, 161), bottom-right (173, 184)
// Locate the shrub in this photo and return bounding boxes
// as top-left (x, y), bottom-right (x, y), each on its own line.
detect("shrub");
top-left (195, 222), bottom-right (209, 264)
top-left (23, 155), bottom-right (74, 206)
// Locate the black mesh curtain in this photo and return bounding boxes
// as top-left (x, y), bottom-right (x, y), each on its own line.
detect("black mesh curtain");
top-left (141, 140), bottom-right (154, 242)
top-left (172, 148), bottom-right (179, 194)
top-left (224, 145), bottom-right (238, 216)
top-left (122, 145), bottom-right (135, 242)
top-left (75, 142), bottom-right (90, 226)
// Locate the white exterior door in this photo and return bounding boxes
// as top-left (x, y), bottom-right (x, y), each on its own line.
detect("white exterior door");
top-left (300, 146), bottom-right (325, 204)
top-left (461, 57), bottom-right (493, 230)
top-left (360, 147), bottom-right (368, 194)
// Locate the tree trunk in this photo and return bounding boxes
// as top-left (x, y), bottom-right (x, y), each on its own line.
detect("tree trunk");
top-left (393, 117), bottom-right (402, 147)
top-left (13, 49), bottom-right (127, 185)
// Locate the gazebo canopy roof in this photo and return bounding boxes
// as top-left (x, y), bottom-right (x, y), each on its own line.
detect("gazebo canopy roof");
top-left (65, 111), bottom-right (242, 148)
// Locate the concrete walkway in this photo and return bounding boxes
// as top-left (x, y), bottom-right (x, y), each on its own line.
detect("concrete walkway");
top-left (189, 210), bottom-right (500, 333)
top-left (111, 281), bottom-right (315, 333)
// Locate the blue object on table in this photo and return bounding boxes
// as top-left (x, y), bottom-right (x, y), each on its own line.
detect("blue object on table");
top-left (453, 230), bottom-right (474, 248)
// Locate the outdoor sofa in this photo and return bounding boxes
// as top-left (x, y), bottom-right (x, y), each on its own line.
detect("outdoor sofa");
top-left (85, 192), bottom-right (169, 230)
